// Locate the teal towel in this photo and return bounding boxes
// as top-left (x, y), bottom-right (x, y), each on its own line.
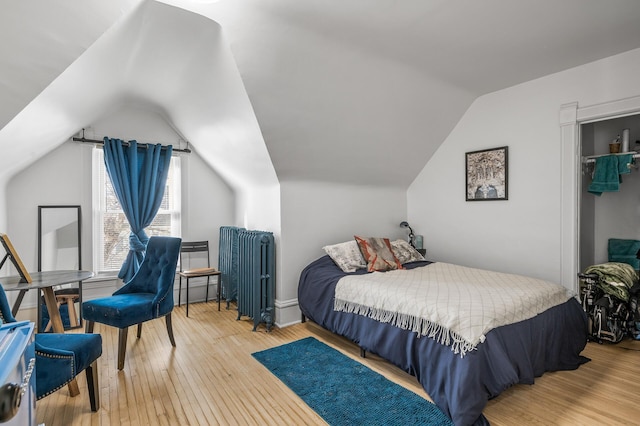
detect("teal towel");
top-left (618, 153), bottom-right (633, 175)
top-left (608, 238), bottom-right (640, 270)
top-left (589, 155), bottom-right (620, 196)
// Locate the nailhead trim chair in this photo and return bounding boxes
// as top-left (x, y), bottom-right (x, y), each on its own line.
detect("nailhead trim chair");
top-left (0, 284), bottom-right (102, 411)
top-left (82, 236), bottom-right (181, 370)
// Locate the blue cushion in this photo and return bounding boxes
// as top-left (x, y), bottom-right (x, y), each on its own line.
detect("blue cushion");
top-left (34, 333), bottom-right (102, 399)
top-left (83, 293), bottom-right (156, 329)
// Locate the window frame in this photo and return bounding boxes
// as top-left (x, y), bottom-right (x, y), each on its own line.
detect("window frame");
top-left (92, 147), bottom-right (181, 275)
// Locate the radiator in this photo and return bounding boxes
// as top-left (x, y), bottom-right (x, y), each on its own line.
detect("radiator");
top-left (218, 226), bottom-right (245, 308)
top-left (237, 230), bottom-right (275, 331)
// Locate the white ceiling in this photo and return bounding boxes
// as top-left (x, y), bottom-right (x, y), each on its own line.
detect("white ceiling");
top-left (2, 0), bottom-right (640, 187)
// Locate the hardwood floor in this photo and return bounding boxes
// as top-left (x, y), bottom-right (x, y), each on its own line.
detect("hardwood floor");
top-left (37, 301), bottom-right (640, 425)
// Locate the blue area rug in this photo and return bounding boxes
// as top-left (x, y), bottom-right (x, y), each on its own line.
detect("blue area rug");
top-left (252, 337), bottom-right (453, 425)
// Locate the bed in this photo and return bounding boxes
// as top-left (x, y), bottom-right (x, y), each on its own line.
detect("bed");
top-left (298, 253), bottom-right (589, 426)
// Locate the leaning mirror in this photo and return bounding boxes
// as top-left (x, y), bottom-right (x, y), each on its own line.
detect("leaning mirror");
top-left (38, 205), bottom-right (82, 331)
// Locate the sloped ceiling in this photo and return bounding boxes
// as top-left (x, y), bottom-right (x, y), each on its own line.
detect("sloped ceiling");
top-left (0, 1), bottom-right (277, 191)
top-left (0, 0), bottom-right (139, 131)
top-left (2, 0), bottom-right (640, 188)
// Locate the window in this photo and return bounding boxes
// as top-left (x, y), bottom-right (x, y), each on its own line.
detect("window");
top-left (93, 148), bottom-right (181, 274)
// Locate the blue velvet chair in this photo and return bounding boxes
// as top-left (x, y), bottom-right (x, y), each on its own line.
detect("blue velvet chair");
top-left (0, 284), bottom-right (102, 411)
top-left (82, 236), bottom-right (181, 370)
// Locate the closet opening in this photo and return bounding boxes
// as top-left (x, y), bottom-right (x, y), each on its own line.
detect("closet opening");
top-left (579, 114), bottom-right (640, 274)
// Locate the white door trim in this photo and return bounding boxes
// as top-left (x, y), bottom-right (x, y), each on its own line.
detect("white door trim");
top-left (560, 95), bottom-right (640, 293)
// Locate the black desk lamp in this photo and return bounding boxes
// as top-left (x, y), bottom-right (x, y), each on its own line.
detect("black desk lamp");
top-left (399, 221), bottom-right (415, 248)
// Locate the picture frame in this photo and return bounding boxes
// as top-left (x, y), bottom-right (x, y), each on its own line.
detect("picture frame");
top-left (0, 233), bottom-right (33, 283)
top-left (465, 146), bottom-right (508, 201)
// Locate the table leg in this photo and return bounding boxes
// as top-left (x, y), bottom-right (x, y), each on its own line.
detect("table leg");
top-left (42, 286), bottom-right (80, 397)
top-left (10, 289), bottom-right (27, 317)
top-left (42, 287), bottom-right (64, 333)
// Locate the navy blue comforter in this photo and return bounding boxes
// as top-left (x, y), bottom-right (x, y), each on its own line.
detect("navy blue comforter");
top-left (298, 255), bottom-right (589, 426)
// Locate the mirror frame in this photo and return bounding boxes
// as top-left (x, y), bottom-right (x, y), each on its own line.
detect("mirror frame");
top-left (38, 205), bottom-right (82, 272)
top-left (37, 205), bottom-right (82, 331)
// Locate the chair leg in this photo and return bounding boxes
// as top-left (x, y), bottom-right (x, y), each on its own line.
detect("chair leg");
top-left (66, 297), bottom-right (79, 328)
top-left (137, 323), bottom-right (143, 339)
top-left (217, 275), bottom-right (221, 312)
top-left (205, 276), bottom-right (210, 303)
top-left (117, 328), bottom-right (128, 370)
top-left (166, 313), bottom-right (176, 347)
top-left (178, 276), bottom-right (182, 307)
top-left (85, 320), bottom-right (95, 333)
top-left (186, 278), bottom-right (190, 317)
top-left (85, 359), bottom-right (100, 411)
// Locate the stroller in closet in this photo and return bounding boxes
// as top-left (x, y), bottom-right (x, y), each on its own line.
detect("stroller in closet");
top-left (578, 262), bottom-right (638, 343)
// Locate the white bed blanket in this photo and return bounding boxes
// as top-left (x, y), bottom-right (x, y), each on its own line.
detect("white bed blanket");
top-left (334, 262), bottom-right (573, 357)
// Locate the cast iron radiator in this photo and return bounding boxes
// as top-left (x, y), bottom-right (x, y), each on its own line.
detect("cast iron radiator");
top-left (236, 230), bottom-right (275, 331)
top-left (218, 226), bottom-right (245, 308)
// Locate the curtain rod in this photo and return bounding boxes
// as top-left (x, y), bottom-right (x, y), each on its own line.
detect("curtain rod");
top-left (72, 136), bottom-right (192, 154)
top-left (582, 151), bottom-right (639, 164)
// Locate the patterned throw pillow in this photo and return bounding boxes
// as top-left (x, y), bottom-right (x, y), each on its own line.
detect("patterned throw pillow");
top-left (323, 240), bottom-right (367, 272)
top-left (390, 239), bottom-right (425, 264)
top-left (354, 235), bottom-right (403, 272)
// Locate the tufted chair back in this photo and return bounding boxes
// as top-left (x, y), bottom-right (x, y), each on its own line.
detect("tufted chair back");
top-left (113, 236), bottom-right (181, 318)
top-left (83, 236), bottom-right (181, 370)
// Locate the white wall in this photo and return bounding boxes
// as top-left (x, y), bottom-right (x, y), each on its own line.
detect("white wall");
top-left (180, 151), bottom-right (235, 259)
top-left (5, 141), bottom-right (91, 310)
top-left (7, 142), bottom-right (90, 273)
top-left (0, 182), bottom-right (6, 233)
top-left (409, 47), bottom-right (640, 285)
top-left (238, 184), bottom-right (281, 234)
top-left (3, 105), bottom-right (235, 310)
top-left (278, 180), bottom-right (408, 326)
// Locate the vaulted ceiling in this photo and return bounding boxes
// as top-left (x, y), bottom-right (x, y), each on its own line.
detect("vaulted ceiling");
top-left (3, 0), bottom-right (640, 188)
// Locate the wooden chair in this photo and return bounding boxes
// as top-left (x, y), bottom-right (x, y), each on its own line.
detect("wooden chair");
top-left (178, 241), bottom-right (221, 316)
top-left (42, 288), bottom-right (80, 332)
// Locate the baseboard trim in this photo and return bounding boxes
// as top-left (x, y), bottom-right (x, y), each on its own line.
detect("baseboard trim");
top-left (275, 298), bottom-right (301, 328)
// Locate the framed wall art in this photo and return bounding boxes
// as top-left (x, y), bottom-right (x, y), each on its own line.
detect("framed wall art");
top-left (465, 146), bottom-right (508, 201)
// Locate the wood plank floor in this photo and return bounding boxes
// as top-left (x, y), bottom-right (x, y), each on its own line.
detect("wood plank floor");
top-left (37, 301), bottom-right (640, 425)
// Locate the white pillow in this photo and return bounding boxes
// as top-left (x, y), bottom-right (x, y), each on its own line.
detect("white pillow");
top-left (390, 239), bottom-right (425, 264)
top-left (323, 240), bottom-right (367, 272)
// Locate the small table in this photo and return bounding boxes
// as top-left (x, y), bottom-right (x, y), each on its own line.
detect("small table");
top-left (2, 270), bottom-right (94, 331)
top-left (1, 270), bottom-right (94, 397)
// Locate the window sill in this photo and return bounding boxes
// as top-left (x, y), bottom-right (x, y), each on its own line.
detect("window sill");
top-left (84, 273), bottom-right (120, 284)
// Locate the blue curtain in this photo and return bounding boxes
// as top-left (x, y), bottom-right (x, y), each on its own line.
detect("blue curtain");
top-left (103, 137), bottom-right (173, 282)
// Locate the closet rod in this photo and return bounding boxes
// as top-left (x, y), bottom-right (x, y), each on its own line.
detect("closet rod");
top-left (72, 136), bottom-right (192, 154)
top-left (582, 151), bottom-right (639, 164)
